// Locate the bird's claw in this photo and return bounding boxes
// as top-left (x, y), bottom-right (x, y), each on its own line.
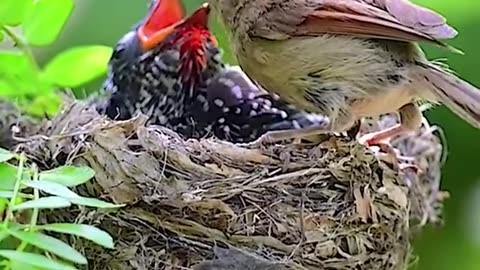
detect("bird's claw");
top-left (358, 133), bottom-right (423, 175)
top-left (358, 132), bottom-right (385, 148)
top-left (371, 148), bottom-right (422, 175)
top-left (358, 132), bottom-right (398, 156)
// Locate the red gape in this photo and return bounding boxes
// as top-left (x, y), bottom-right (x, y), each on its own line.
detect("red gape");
top-left (138, 1), bottom-right (217, 87)
top-left (137, 0), bottom-right (185, 50)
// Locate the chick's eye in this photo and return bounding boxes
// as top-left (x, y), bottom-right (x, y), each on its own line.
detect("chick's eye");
top-left (112, 46), bottom-right (125, 59)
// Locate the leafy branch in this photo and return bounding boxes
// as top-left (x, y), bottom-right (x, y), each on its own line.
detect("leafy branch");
top-left (0, 147), bottom-right (124, 270)
top-left (0, 0), bottom-right (113, 117)
top-left (0, 1), bottom-right (128, 268)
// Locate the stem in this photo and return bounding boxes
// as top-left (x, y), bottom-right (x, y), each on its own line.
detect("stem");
top-left (3, 153), bottom-right (26, 226)
top-left (1, 26), bottom-right (40, 72)
top-left (11, 163), bottom-right (38, 253)
top-left (16, 241), bottom-right (28, 252)
top-left (29, 164), bottom-right (40, 228)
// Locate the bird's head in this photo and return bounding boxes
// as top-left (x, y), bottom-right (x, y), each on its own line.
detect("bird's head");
top-left (138, 2), bottom-right (219, 85)
top-left (108, 1), bottom-right (219, 88)
top-left (138, 1), bottom-right (217, 50)
top-left (107, 0), bottom-right (185, 72)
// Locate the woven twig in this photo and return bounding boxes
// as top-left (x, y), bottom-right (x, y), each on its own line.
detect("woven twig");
top-left (0, 99), bottom-right (447, 270)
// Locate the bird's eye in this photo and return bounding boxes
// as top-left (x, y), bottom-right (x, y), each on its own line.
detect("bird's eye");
top-left (113, 46), bottom-right (125, 56)
top-left (109, 30), bottom-right (144, 70)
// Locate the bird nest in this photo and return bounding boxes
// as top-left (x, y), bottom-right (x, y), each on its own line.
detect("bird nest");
top-left (2, 99), bottom-right (447, 270)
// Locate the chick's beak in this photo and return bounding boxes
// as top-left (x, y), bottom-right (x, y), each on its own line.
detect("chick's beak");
top-left (180, 3), bottom-right (218, 47)
top-left (137, 0), bottom-right (186, 51)
top-left (182, 3), bottom-right (210, 28)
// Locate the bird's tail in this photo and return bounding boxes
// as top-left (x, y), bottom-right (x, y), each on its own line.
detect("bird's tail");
top-left (417, 62), bottom-right (480, 129)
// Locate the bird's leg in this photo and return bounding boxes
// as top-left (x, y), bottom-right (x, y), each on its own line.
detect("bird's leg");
top-left (358, 103), bottom-right (422, 146)
top-left (358, 103), bottom-right (423, 171)
top-left (358, 124), bottom-right (405, 147)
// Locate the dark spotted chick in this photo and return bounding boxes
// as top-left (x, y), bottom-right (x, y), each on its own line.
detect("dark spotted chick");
top-left (96, 0), bottom-right (329, 143)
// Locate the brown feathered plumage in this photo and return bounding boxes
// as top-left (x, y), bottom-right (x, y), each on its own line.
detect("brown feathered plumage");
top-left (208, 0), bottom-right (480, 147)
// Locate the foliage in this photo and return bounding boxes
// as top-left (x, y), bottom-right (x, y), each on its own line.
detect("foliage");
top-left (0, 2), bottom-right (127, 268)
top-left (0, 0), bottom-right (112, 118)
top-left (0, 147), bottom-right (124, 270)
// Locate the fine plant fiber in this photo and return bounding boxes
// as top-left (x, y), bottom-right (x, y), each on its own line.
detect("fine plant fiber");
top-left (0, 98), bottom-right (446, 270)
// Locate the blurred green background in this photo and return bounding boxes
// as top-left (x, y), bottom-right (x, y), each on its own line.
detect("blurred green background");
top-left (32, 0), bottom-right (480, 269)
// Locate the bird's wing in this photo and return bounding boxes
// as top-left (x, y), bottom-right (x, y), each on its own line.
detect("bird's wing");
top-left (296, 0), bottom-right (458, 50)
top-left (201, 66), bottom-right (330, 139)
top-left (204, 66), bottom-right (263, 107)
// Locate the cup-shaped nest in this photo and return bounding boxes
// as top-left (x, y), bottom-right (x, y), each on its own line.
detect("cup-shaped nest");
top-left (10, 100), bottom-right (447, 270)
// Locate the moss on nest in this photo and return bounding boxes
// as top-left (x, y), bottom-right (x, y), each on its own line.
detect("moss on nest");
top-left (1, 99), bottom-right (447, 270)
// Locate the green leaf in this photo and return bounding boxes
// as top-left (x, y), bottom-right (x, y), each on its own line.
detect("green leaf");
top-left (0, 163), bottom-right (18, 190)
top-left (0, 51), bottom-right (41, 96)
top-left (23, 92), bottom-right (61, 118)
top-left (39, 166), bottom-right (95, 187)
top-left (0, 148), bottom-right (15, 162)
top-left (22, 180), bottom-right (80, 198)
top-left (0, 198), bottom-right (7, 215)
top-left (0, 191), bottom-right (33, 199)
top-left (0, 231), bottom-right (9, 243)
top-left (41, 46), bottom-right (113, 88)
top-left (0, 79), bottom-right (18, 97)
top-left (11, 260), bottom-right (51, 270)
top-left (0, 0), bottom-right (34, 26)
top-left (0, 250), bottom-right (78, 270)
top-left (22, 0), bottom-right (74, 46)
top-left (12, 196), bottom-right (71, 211)
top-left (68, 197), bottom-right (124, 209)
top-left (0, 30), bottom-right (4, 42)
top-left (6, 230), bottom-right (87, 264)
top-left (37, 223), bottom-right (114, 249)
top-left (0, 191), bottom-right (15, 199)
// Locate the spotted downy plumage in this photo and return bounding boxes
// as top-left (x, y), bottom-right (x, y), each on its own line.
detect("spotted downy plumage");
top-left (97, 1), bottom-right (329, 143)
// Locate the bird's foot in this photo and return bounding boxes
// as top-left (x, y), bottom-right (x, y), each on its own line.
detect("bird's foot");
top-left (358, 130), bottom-right (397, 154)
top-left (358, 132), bottom-right (422, 175)
top-left (357, 124), bottom-right (405, 162)
top-left (358, 131), bottom-right (388, 148)
top-left (368, 145), bottom-right (421, 174)
top-left (357, 123), bottom-right (407, 146)
top-left (364, 140), bottom-right (399, 163)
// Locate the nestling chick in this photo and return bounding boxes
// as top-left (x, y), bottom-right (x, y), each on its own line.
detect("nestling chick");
top-left (96, 0), bottom-right (329, 143)
top-left (207, 0), bottom-right (480, 147)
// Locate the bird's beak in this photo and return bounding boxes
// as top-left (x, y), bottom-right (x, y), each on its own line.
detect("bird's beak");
top-left (178, 3), bottom-right (217, 47)
top-left (181, 3), bottom-right (211, 29)
top-left (137, 0), bottom-right (186, 51)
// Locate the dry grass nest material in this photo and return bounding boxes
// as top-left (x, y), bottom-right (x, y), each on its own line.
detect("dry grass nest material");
top-left (5, 99), bottom-right (448, 270)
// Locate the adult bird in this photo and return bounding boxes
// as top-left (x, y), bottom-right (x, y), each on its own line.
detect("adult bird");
top-left (96, 0), bottom-right (329, 143)
top-left (207, 0), bottom-right (480, 147)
